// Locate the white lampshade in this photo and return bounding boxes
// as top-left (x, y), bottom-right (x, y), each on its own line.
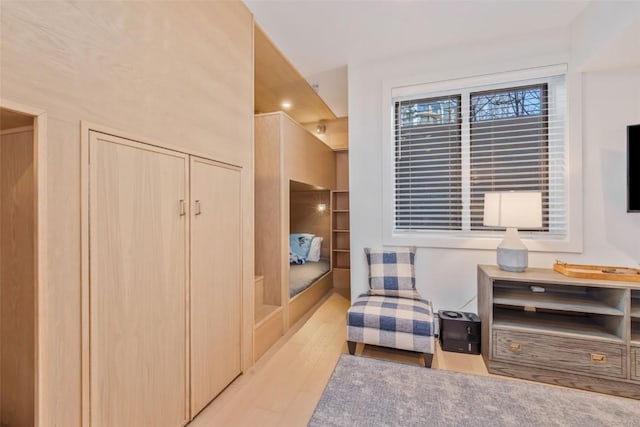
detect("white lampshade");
top-left (483, 192), bottom-right (542, 229)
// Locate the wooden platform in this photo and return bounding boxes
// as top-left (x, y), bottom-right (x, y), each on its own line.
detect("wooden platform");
top-left (254, 305), bottom-right (284, 362)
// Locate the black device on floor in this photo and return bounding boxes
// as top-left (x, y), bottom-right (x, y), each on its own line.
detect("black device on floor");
top-left (437, 310), bottom-right (481, 355)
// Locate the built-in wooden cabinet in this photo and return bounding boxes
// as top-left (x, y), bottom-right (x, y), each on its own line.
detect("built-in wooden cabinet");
top-left (189, 157), bottom-right (242, 415)
top-left (478, 265), bottom-right (640, 399)
top-left (88, 132), bottom-right (242, 425)
top-left (253, 112), bottom-right (335, 361)
top-left (89, 133), bottom-right (189, 426)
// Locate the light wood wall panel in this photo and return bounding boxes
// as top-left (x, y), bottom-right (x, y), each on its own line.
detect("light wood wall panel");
top-left (254, 114), bottom-right (283, 307)
top-left (290, 191), bottom-right (331, 259)
top-left (1, 128), bottom-right (35, 427)
top-left (1, 1), bottom-right (253, 166)
top-left (283, 114), bottom-right (336, 191)
top-left (0, 2), bottom-right (254, 425)
top-left (47, 119), bottom-right (82, 425)
top-left (335, 150), bottom-right (349, 190)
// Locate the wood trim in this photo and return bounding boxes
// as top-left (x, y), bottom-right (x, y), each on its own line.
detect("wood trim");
top-left (34, 112), bottom-right (47, 427)
top-left (80, 121), bottom-right (243, 169)
top-left (80, 122), bottom-right (90, 427)
top-left (281, 125), bottom-right (289, 329)
top-left (0, 99), bottom-right (46, 117)
top-left (248, 13), bottom-right (256, 375)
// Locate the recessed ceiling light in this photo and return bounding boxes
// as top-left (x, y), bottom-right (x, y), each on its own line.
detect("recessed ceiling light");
top-left (281, 101), bottom-right (292, 109)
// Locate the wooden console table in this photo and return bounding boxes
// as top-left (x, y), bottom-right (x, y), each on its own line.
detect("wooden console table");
top-left (478, 264), bottom-right (640, 399)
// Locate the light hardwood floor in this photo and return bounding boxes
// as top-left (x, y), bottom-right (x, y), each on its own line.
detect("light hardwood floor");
top-left (190, 290), bottom-right (488, 426)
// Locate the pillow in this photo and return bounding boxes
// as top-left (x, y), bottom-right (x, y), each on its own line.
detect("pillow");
top-left (290, 233), bottom-right (315, 259)
top-left (364, 247), bottom-right (416, 296)
top-left (307, 237), bottom-right (323, 262)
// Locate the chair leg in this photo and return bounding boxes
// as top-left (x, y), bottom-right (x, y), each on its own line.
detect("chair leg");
top-left (347, 341), bottom-right (357, 355)
top-left (423, 353), bottom-right (433, 368)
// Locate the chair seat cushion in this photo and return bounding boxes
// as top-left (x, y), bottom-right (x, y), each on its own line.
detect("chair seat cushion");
top-left (347, 294), bottom-right (434, 337)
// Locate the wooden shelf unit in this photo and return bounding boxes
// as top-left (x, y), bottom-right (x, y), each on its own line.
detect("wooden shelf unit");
top-left (332, 150), bottom-right (350, 291)
top-left (331, 190), bottom-right (351, 288)
top-left (332, 190), bottom-right (350, 270)
top-left (478, 265), bottom-right (640, 399)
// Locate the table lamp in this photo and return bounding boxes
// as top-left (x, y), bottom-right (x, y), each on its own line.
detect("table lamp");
top-left (483, 191), bottom-right (542, 272)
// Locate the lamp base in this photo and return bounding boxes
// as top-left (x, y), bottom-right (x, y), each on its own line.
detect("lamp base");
top-left (497, 247), bottom-right (528, 272)
top-left (496, 228), bottom-right (528, 273)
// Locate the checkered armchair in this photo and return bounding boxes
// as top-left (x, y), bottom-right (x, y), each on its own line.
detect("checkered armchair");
top-left (346, 247), bottom-right (435, 367)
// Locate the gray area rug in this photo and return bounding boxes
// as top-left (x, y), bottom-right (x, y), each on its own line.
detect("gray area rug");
top-left (308, 354), bottom-right (639, 426)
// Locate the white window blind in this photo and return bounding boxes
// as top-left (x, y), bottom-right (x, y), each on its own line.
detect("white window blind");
top-left (393, 75), bottom-right (566, 237)
top-left (395, 95), bottom-right (462, 230)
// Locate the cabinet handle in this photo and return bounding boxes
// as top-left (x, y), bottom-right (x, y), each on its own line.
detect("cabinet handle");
top-left (179, 200), bottom-right (186, 216)
top-left (195, 200), bottom-right (202, 216)
top-left (590, 353), bottom-right (606, 363)
top-left (508, 342), bottom-right (522, 352)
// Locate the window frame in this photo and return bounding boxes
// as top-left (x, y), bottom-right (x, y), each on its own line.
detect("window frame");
top-left (381, 64), bottom-right (583, 253)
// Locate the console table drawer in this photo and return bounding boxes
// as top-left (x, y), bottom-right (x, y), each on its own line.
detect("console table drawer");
top-left (632, 347), bottom-right (640, 382)
top-left (493, 329), bottom-right (626, 379)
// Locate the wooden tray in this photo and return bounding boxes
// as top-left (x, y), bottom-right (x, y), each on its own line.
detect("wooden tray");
top-left (553, 261), bottom-right (640, 283)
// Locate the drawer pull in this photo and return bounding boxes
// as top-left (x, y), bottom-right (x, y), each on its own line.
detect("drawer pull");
top-left (590, 353), bottom-right (606, 363)
top-left (508, 342), bottom-right (522, 352)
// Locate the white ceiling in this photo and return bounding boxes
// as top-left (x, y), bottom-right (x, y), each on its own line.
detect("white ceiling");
top-left (245, 0), bottom-right (590, 78)
top-left (246, 0), bottom-right (592, 118)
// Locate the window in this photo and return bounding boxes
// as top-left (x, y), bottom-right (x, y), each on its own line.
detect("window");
top-left (395, 95), bottom-right (462, 230)
top-left (391, 73), bottom-right (566, 239)
top-left (469, 84), bottom-right (550, 231)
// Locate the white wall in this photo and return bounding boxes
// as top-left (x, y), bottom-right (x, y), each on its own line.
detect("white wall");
top-left (571, 1), bottom-right (640, 71)
top-left (348, 28), bottom-right (640, 312)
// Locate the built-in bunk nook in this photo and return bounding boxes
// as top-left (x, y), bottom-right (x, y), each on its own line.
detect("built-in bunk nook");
top-left (254, 112), bottom-right (336, 361)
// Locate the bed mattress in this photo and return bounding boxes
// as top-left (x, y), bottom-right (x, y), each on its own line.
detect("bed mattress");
top-left (289, 259), bottom-right (330, 298)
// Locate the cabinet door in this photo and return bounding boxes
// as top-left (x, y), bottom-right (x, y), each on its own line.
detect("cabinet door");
top-left (89, 132), bottom-right (189, 426)
top-left (190, 157), bottom-right (242, 415)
